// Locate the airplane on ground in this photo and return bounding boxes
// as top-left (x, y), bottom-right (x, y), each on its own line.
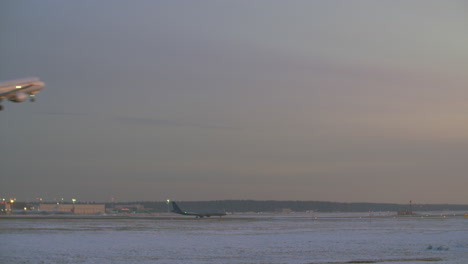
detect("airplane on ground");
top-left (171, 201), bottom-right (226, 218)
top-left (0, 77), bottom-right (45, 110)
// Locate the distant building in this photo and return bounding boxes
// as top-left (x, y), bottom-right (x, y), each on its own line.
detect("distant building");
top-left (109, 204), bottom-right (145, 213)
top-left (0, 202), bottom-right (7, 214)
top-left (397, 209), bottom-right (414, 216)
top-left (39, 203), bottom-right (105, 214)
top-left (397, 201), bottom-right (414, 216)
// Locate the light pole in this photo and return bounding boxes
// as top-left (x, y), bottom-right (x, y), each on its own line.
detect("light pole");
top-left (9, 199), bottom-right (15, 214)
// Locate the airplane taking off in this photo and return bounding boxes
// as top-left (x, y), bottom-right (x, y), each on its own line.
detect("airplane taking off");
top-left (171, 202), bottom-right (226, 218)
top-left (0, 77), bottom-right (45, 110)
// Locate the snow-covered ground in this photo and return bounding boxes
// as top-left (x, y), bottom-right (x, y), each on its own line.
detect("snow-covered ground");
top-left (0, 213), bottom-right (467, 264)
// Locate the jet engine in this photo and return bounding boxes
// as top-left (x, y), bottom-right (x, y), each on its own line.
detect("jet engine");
top-left (9, 92), bottom-right (28, 102)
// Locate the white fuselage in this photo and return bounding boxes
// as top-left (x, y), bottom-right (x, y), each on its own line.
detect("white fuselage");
top-left (0, 77), bottom-right (45, 98)
top-left (0, 77), bottom-right (45, 110)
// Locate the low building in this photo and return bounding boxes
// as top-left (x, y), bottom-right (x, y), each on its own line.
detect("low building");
top-left (109, 204), bottom-right (145, 213)
top-left (39, 203), bottom-right (105, 214)
top-left (0, 202), bottom-right (8, 214)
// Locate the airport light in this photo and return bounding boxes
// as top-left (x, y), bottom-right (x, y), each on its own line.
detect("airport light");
top-left (72, 199), bottom-right (77, 204)
top-left (166, 199), bottom-right (171, 213)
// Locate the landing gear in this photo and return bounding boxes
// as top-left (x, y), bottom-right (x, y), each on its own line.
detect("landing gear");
top-left (0, 105), bottom-right (3, 111)
top-left (30, 95), bottom-right (36, 102)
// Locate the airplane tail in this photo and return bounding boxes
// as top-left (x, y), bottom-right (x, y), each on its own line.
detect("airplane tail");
top-left (171, 202), bottom-right (184, 214)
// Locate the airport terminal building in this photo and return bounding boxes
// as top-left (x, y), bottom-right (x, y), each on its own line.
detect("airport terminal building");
top-left (39, 203), bottom-right (105, 214)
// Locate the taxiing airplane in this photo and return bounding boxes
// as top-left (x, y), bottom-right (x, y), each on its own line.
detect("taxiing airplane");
top-left (0, 77), bottom-right (45, 110)
top-left (171, 201), bottom-right (226, 218)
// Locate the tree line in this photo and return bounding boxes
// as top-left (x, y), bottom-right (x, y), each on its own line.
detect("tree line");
top-left (108, 200), bottom-right (468, 213)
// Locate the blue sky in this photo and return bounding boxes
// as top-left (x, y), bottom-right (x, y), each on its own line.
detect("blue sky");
top-left (1, 1), bottom-right (467, 203)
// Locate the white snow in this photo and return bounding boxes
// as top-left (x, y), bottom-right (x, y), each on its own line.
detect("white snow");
top-left (0, 213), bottom-right (467, 264)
